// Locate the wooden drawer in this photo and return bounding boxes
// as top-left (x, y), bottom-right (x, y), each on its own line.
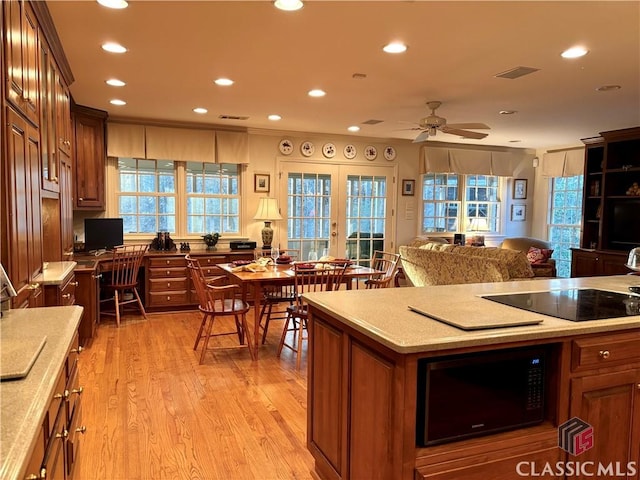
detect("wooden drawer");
top-left (148, 267), bottom-right (186, 279)
top-left (60, 274), bottom-right (77, 306)
top-left (65, 364), bottom-right (82, 426)
top-left (148, 290), bottom-right (190, 308)
top-left (23, 426), bottom-right (45, 480)
top-left (572, 331), bottom-right (640, 371)
top-left (66, 401), bottom-right (85, 477)
top-left (46, 371), bottom-right (66, 442)
top-left (149, 277), bottom-right (189, 292)
top-left (66, 331), bottom-right (81, 379)
top-left (147, 257), bottom-right (186, 268)
top-left (196, 255), bottom-right (228, 266)
top-left (42, 409), bottom-right (66, 480)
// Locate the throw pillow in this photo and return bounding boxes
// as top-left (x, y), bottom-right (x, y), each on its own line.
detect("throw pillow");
top-left (527, 247), bottom-right (554, 264)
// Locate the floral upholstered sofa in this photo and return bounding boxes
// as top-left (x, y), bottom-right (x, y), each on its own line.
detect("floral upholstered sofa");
top-left (399, 240), bottom-right (534, 287)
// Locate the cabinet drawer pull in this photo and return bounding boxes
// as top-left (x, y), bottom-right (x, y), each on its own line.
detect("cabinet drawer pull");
top-left (28, 283), bottom-right (40, 290)
top-left (53, 391), bottom-right (65, 400)
top-left (75, 426), bottom-right (87, 434)
top-left (599, 350), bottom-right (610, 359)
top-left (25, 467), bottom-right (46, 480)
top-left (167, 270), bottom-right (171, 275)
top-left (79, 197), bottom-right (84, 201)
top-left (92, 273), bottom-right (102, 280)
top-left (71, 345), bottom-right (84, 354)
top-left (55, 428), bottom-right (69, 439)
top-left (166, 296), bottom-right (171, 301)
top-left (71, 281), bottom-right (79, 287)
top-left (167, 282), bottom-right (171, 288)
top-left (166, 260), bottom-right (171, 265)
top-left (70, 386), bottom-right (84, 396)
top-left (62, 293), bottom-right (71, 299)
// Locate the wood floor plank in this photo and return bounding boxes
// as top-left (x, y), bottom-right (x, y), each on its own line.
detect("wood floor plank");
top-left (75, 310), bottom-right (314, 479)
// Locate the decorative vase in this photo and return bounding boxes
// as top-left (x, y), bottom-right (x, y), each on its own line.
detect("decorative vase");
top-left (261, 221), bottom-right (273, 249)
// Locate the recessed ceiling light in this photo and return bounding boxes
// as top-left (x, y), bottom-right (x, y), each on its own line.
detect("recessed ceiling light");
top-left (274, 0), bottom-right (303, 11)
top-left (561, 46), bottom-right (589, 58)
top-left (110, 99), bottom-right (126, 106)
top-left (97, 0), bottom-right (128, 9)
top-left (596, 84), bottom-right (622, 92)
top-left (214, 78), bottom-right (234, 86)
top-left (101, 42), bottom-right (127, 53)
top-left (383, 42), bottom-right (407, 54)
top-left (268, 114), bottom-right (282, 121)
top-left (308, 89), bottom-right (326, 97)
top-left (193, 107), bottom-right (208, 114)
top-left (347, 126), bottom-right (360, 132)
top-left (499, 110), bottom-right (518, 115)
top-left (105, 78), bottom-right (126, 87)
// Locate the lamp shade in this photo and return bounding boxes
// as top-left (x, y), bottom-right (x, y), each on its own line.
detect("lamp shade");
top-left (253, 197), bottom-right (283, 221)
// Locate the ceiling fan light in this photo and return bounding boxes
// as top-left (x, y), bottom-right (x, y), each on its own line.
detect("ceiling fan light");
top-left (561, 46), bottom-right (589, 58)
top-left (274, 0), bottom-right (303, 11)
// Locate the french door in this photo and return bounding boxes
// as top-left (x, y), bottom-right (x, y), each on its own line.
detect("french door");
top-left (277, 160), bottom-right (396, 266)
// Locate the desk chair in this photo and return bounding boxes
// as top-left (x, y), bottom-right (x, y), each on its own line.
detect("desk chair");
top-left (259, 249), bottom-right (300, 344)
top-left (278, 261), bottom-right (348, 369)
top-left (186, 255), bottom-right (250, 364)
top-left (100, 244), bottom-right (148, 327)
top-left (365, 251), bottom-right (401, 289)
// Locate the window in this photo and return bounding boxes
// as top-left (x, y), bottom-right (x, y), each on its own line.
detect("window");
top-left (548, 175), bottom-right (584, 277)
top-left (115, 158), bottom-right (240, 236)
top-left (186, 162), bottom-right (240, 234)
top-left (422, 174), bottom-right (500, 233)
top-left (118, 158), bottom-right (176, 233)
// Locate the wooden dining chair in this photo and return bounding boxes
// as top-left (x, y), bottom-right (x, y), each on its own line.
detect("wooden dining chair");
top-left (186, 255), bottom-right (251, 364)
top-left (278, 261), bottom-right (348, 369)
top-left (258, 249), bottom-right (300, 344)
top-left (365, 250), bottom-right (401, 289)
top-left (100, 244), bottom-right (148, 326)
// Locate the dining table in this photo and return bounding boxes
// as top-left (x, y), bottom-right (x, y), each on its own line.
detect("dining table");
top-left (218, 261), bottom-right (381, 360)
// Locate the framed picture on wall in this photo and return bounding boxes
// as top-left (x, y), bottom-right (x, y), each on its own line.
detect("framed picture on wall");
top-left (511, 204), bottom-right (526, 221)
top-left (402, 179), bottom-right (415, 196)
top-left (513, 179), bottom-right (528, 199)
top-left (254, 173), bottom-right (270, 193)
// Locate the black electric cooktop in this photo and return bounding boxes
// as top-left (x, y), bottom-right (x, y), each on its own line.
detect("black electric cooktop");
top-left (483, 289), bottom-right (640, 322)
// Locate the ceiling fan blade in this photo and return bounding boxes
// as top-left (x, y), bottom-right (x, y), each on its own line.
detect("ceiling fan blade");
top-left (412, 131), bottom-right (430, 143)
top-left (441, 126), bottom-right (488, 139)
top-left (446, 122), bottom-right (490, 130)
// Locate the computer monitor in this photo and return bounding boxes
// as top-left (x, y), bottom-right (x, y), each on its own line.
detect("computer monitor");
top-left (84, 218), bottom-right (124, 252)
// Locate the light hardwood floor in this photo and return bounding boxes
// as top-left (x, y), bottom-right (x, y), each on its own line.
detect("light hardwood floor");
top-left (75, 309), bottom-right (314, 480)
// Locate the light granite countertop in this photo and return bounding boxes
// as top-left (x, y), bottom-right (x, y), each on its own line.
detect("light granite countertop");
top-left (0, 305), bottom-right (83, 480)
top-left (36, 261), bottom-right (77, 285)
top-left (303, 276), bottom-right (640, 354)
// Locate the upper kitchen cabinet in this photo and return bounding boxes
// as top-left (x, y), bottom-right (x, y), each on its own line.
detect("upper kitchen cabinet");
top-left (73, 104), bottom-right (107, 210)
top-left (3, 0), bottom-right (40, 126)
top-left (39, 38), bottom-right (59, 193)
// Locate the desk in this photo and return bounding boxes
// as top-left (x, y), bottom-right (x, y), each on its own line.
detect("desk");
top-left (219, 263), bottom-right (379, 360)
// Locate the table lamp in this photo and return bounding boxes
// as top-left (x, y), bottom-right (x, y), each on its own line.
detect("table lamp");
top-left (468, 218), bottom-right (489, 247)
top-left (253, 197), bottom-right (283, 249)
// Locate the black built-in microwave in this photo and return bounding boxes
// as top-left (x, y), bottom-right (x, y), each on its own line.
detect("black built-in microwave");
top-left (416, 346), bottom-right (547, 446)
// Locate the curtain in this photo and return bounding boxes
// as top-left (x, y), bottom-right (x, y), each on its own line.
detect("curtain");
top-left (107, 123), bottom-right (145, 158)
top-left (145, 126), bottom-right (216, 162)
top-left (541, 148), bottom-right (585, 177)
top-left (215, 131), bottom-right (249, 164)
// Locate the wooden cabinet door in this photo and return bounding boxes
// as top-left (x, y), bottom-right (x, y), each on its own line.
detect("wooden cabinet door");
top-left (570, 370), bottom-right (640, 479)
top-left (571, 250), bottom-right (599, 277)
top-left (599, 252), bottom-right (630, 276)
top-left (73, 108), bottom-right (106, 210)
top-left (4, 0), bottom-right (39, 125)
top-left (39, 41), bottom-right (60, 193)
top-left (55, 71), bottom-right (72, 157)
top-left (4, 106), bottom-right (43, 307)
top-left (74, 269), bottom-right (99, 343)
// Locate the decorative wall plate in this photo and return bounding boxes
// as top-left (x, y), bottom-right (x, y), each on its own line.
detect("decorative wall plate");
top-left (364, 145), bottom-right (378, 161)
top-left (279, 139), bottom-right (293, 155)
top-left (383, 146), bottom-right (397, 161)
top-left (322, 142), bottom-right (336, 158)
top-left (301, 141), bottom-right (315, 157)
top-left (344, 144), bottom-right (357, 159)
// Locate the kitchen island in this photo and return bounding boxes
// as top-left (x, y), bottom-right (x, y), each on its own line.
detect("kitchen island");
top-left (0, 306), bottom-right (84, 480)
top-left (303, 276), bottom-right (640, 480)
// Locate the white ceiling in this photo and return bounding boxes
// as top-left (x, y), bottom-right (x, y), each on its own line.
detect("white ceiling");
top-left (47, 1), bottom-right (640, 150)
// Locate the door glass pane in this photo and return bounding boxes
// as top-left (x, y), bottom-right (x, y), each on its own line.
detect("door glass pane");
top-left (345, 175), bottom-right (387, 266)
top-left (287, 173), bottom-right (332, 260)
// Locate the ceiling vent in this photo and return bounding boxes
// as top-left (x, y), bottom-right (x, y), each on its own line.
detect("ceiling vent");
top-left (495, 66), bottom-right (540, 79)
top-left (218, 114), bottom-right (249, 120)
top-left (362, 119), bottom-right (383, 125)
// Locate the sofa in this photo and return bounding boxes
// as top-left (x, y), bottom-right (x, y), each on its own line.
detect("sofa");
top-left (500, 237), bottom-right (557, 277)
top-left (399, 241), bottom-right (534, 287)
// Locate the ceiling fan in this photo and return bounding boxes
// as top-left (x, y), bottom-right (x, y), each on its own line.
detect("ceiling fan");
top-left (409, 101), bottom-right (491, 143)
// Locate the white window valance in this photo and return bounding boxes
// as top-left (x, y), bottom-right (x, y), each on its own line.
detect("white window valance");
top-left (106, 122), bottom-right (249, 164)
top-left (420, 146), bottom-right (532, 176)
top-left (146, 126), bottom-right (216, 163)
top-left (541, 148), bottom-right (585, 177)
top-left (107, 123), bottom-right (146, 158)
top-left (215, 131), bottom-right (249, 164)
